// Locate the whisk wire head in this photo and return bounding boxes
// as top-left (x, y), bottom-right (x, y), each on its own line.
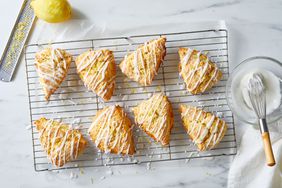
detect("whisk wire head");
top-left (247, 73), bottom-right (266, 119)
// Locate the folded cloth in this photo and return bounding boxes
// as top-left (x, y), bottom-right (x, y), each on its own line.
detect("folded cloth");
top-left (228, 121), bottom-right (282, 188)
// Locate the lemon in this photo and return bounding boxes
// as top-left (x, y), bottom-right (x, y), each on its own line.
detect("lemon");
top-left (31, 0), bottom-right (72, 23)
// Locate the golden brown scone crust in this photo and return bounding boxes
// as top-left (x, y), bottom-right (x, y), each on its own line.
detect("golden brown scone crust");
top-left (75, 49), bottom-right (116, 101)
top-left (35, 48), bottom-right (72, 101)
top-left (179, 105), bottom-right (227, 151)
top-left (178, 48), bottom-right (222, 95)
top-left (88, 105), bottom-right (135, 155)
top-left (119, 37), bottom-right (166, 86)
top-left (34, 117), bottom-right (87, 167)
top-left (132, 93), bottom-right (174, 146)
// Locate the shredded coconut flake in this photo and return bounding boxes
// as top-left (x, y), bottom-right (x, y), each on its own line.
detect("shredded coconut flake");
top-left (106, 169), bottom-right (113, 176)
top-left (58, 93), bottom-right (65, 99)
top-left (100, 176), bottom-right (106, 180)
top-left (25, 124), bottom-right (32, 130)
top-left (72, 118), bottom-right (81, 126)
top-left (68, 98), bottom-right (77, 105)
top-left (79, 168), bottom-right (84, 175)
top-left (217, 112), bottom-right (223, 118)
top-left (122, 95), bottom-right (129, 101)
top-left (146, 162), bottom-right (151, 170)
top-left (70, 171), bottom-right (78, 179)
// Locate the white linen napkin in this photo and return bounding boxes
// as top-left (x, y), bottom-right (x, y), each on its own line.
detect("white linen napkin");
top-left (228, 120), bottom-right (282, 188)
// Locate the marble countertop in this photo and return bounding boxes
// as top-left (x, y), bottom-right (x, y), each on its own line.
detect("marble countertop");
top-left (1, 0), bottom-right (282, 187)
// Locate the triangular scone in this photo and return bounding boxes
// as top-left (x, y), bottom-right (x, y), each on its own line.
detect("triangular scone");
top-left (119, 37), bottom-right (166, 86)
top-left (178, 48), bottom-right (222, 95)
top-left (75, 49), bottom-right (116, 101)
top-left (88, 105), bottom-right (135, 155)
top-left (179, 105), bottom-right (227, 151)
top-left (132, 93), bottom-right (174, 145)
top-left (35, 48), bottom-right (72, 100)
top-left (34, 117), bottom-right (87, 167)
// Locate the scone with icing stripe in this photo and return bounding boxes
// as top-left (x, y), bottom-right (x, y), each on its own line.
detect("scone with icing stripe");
top-left (119, 37), bottom-right (166, 86)
top-left (75, 49), bottom-right (116, 101)
top-left (178, 48), bottom-right (222, 95)
top-left (179, 105), bottom-right (227, 151)
top-left (132, 93), bottom-right (174, 146)
top-left (88, 105), bottom-right (135, 155)
top-left (34, 117), bottom-right (88, 167)
top-left (35, 48), bottom-right (72, 101)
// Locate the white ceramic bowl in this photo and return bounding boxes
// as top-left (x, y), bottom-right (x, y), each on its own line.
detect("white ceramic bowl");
top-left (226, 56), bottom-right (282, 124)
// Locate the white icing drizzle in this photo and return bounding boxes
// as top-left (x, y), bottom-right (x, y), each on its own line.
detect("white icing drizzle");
top-left (77, 51), bottom-right (102, 72)
top-left (76, 50), bottom-right (115, 99)
top-left (88, 106), bottom-right (133, 155)
top-left (133, 51), bottom-right (141, 80)
top-left (202, 66), bottom-right (219, 91)
top-left (152, 43), bottom-right (158, 75)
top-left (179, 48), bottom-right (193, 76)
top-left (121, 38), bottom-right (165, 85)
top-left (190, 58), bottom-right (210, 91)
top-left (194, 115), bottom-right (216, 144)
top-left (121, 55), bottom-right (128, 72)
top-left (205, 131), bottom-right (214, 149)
top-left (184, 51), bottom-right (201, 87)
top-left (135, 93), bottom-right (171, 143)
top-left (187, 107), bottom-right (202, 134)
top-left (180, 49), bottom-right (220, 93)
top-left (214, 120), bottom-right (225, 144)
top-left (38, 119), bottom-right (82, 167)
top-left (53, 49), bottom-right (67, 69)
top-left (181, 106), bottom-right (226, 150)
top-left (35, 48), bottom-right (70, 97)
top-left (206, 115), bottom-right (215, 128)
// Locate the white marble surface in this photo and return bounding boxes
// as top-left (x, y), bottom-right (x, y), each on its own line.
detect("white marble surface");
top-left (1, 0), bottom-right (282, 187)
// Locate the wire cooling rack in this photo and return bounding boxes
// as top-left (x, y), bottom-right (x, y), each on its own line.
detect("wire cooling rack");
top-left (25, 29), bottom-right (237, 172)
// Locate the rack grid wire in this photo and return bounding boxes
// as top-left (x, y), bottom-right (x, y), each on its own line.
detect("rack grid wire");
top-left (25, 29), bottom-right (237, 172)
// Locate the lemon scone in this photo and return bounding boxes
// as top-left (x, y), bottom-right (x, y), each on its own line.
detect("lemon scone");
top-left (88, 105), bottom-right (135, 155)
top-left (119, 37), bottom-right (166, 86)
top-left (178, 48), bottom-right (222, 95)
top-left (35, 48), bottom-right (72, 101)
top-left (34, 117), bottom-right (87, 167)
top-left (132, 93), bottom-right (174, 145)
top-left (179, 105), bottom-right (227, 151)
top-left (75, 49), bottom-right (116, 101)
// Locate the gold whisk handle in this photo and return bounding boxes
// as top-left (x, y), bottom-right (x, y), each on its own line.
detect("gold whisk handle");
top-left (261, 132), bottom-right (276, 166)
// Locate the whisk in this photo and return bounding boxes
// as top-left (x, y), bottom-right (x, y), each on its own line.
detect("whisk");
top-left (248, 73), bottom-right (276, 166)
